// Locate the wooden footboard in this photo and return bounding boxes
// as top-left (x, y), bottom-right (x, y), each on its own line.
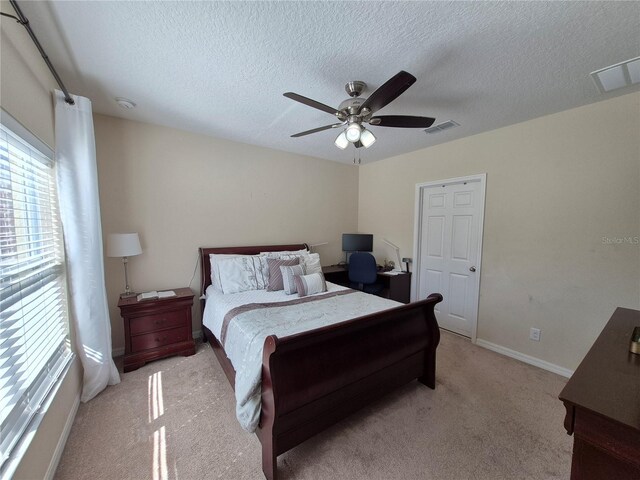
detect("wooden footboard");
top-left (257, 293), bottom-right (442, 480)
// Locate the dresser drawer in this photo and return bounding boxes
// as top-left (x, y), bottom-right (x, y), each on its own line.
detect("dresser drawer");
top-left (130, 310), bottom-right (186, 335)
top-left (131, 326), bottom-right (189, 352)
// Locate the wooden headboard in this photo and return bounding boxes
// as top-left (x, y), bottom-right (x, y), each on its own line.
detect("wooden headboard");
top-left (198, 243), bottom-right (308, 296)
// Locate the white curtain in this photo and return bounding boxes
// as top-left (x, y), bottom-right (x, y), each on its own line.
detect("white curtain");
top-left (55, 90), bottom-right (120, 402)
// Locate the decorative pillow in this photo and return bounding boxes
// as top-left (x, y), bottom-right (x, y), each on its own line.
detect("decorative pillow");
top-left (280, 264), bottom-right (306, 295)
top-left (217, 255), bottom-right (269, 294)
top-left (266, 257), bottom-right (300, 291)
top-left (262, 251), bottom-right (321, 273)
top-left (302, 252), bottom-right (322, 275)
top-left (294, 272), bottom-right (327, 297)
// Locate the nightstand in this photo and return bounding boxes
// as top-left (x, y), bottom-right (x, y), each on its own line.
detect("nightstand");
top-left (118, 287), bottom-right (196, 372)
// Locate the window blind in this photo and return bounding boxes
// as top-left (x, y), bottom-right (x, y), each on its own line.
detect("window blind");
top-left (0, 123), bottom-right (72, 469)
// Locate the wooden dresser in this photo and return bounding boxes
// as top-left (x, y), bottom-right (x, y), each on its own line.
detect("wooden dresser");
top-left (118, 287), bottom-right (196, 372)
top-left (559, 307), bottom-right (640, 479)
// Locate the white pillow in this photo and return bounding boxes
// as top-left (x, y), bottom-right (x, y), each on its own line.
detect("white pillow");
top-left (216, 255), bottom-right (269, 294)
top-left (260, 248), bottom-right (308, 259)
top-left (294, 272), bottom-right (327, 297)
top-left (210, 254), bottom-right (245, 291)
top-left (302, 252), bottom-right (322, 275)
top-left (280, 264), bottom-right (306, 295)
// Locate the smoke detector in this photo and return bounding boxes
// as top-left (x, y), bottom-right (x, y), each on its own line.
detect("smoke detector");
top-left (115, 97), bottom-right (136, 109)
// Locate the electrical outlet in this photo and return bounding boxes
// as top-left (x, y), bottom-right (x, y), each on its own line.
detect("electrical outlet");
top-left (529, 327), bottom-right (541, 342)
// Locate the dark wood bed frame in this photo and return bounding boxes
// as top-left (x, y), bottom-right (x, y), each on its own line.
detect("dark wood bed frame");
top-left (199, 244), bottom-right (443, 480)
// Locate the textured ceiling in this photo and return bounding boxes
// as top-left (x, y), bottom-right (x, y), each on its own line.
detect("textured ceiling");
top-left (12, 1), bottom-right (640, 164)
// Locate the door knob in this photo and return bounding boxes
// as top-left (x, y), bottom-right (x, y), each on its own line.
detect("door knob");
top-left (469, 266), bottom-right (476, 272)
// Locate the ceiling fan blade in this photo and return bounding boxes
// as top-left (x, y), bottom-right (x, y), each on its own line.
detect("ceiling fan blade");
top-left (283, 92), bottom-right (340, 116)
top-left (358, 71), bottom-right (416, 114)
top-left (368, 115), bottom-right (436, 128)
top-left (291, 123), bottom-right (343, 137)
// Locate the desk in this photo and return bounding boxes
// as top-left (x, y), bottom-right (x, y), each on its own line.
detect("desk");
top-left (559, 307), bottom-right (640, 479)
top-left (322, 265), bottom-right (412, 304)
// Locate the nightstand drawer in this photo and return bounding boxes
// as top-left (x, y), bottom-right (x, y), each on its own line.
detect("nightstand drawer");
top-left (131, 326), bottom-right (189, 352)
top-left (130, 310), bottom-right (186, 335)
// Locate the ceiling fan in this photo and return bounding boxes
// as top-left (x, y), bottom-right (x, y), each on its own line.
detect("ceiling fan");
top-left (283, 71), bottom-right (435, 149)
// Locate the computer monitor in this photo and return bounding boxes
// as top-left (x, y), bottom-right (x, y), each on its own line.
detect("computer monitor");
top-left (342, 233), bottom-right (373, 253)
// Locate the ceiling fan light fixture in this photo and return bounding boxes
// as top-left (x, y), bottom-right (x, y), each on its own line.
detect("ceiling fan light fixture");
top-left (360, 128), bottom-right (376, 148)
top-left (345, 123), bottom-right (362, 143)
top-left (334, 131), bottom-right (349, 149)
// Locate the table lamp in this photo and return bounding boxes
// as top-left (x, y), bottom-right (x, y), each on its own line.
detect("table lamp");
top-left (107, 233), bottom-right (142, 298)
top-left (383, 238), bottom-right (403, 272)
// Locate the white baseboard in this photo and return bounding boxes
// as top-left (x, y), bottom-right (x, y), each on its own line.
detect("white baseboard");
top-left (475, 338), bottom-right (574, 378)
top-left (44, 391), bottom-right (80, 480)
top-left (112, 330), bottom-right (203, 358)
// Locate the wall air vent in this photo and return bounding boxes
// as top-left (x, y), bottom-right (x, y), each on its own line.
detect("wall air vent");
top-left (591, 56), bottom-right (640, 94)
top-left (424, 120), bottom-right (460, 134)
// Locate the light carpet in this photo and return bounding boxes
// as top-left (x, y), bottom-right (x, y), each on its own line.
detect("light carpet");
top-left (54, 331), bottom-right (572, 479)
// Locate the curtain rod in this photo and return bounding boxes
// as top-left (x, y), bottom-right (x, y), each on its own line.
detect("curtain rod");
top-left (2, 0), bottom-right (74, 105)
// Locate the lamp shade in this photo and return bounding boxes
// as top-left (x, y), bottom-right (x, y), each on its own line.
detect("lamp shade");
top-left (345, 123), bottom-right (362, 142)
top-left (106, 233), bottom-right (142, 258)
top-left (360, 128), bottom-right (376, 148)
top-left (334, 131), bottom-right (349, 149)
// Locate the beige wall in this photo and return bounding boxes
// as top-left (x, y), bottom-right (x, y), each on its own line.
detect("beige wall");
top-left (1, 2), bottom-right (83, 478)
top-left (94, 114), bottom-right (359, 352)
top-left (359, 92), bottom-right (640, 371)
top-left (0, 4), bottom-right (55, 148)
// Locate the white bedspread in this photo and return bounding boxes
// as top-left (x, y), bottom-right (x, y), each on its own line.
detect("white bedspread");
top-left (203, 283), bottom-right (401, 432)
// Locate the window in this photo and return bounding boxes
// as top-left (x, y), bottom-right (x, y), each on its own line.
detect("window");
top-left (0, 119), bottom-right (72, 470)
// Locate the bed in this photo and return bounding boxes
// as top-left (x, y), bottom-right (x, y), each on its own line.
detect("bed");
top-left (199, 243), bottom-right (442, 480)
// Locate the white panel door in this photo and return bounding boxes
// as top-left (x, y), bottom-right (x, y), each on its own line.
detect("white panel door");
top-left (416, 178), bottom-right (484, 337)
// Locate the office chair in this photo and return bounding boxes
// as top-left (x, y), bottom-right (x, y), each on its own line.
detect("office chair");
top-left (348, 252), bottom-right (384, 296)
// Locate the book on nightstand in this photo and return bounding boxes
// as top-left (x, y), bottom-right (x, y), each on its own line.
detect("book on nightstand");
top-left (136, 290), bottom-right (176, 301)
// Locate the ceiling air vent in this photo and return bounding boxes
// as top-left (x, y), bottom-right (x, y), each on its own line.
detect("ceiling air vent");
top-left (591, 56), bottom-right (640, 93)
top-left (424, 120), bottom-right (460, 134)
